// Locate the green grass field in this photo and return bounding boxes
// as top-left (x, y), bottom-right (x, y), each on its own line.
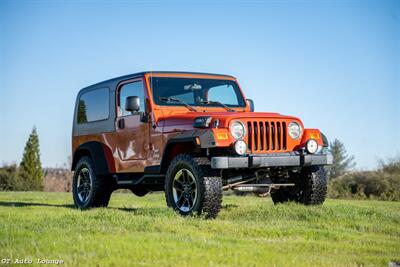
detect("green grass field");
top-left (0, 192), bottom-right (399, 267)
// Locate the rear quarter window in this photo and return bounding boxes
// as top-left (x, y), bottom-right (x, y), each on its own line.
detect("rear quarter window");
top-left (77, 87), bottom-right (109, 123)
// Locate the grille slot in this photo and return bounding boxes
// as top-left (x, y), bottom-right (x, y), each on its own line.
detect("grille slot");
top-left (247, 122), bottom-right (252, 149)
top-left (265, 122), bottom-right (269, 150)
top-left (247, 120), bottom-right (288, 153)
top-left (277, 122), bottom-right (281, 150)
top-left (259, 122), bottom-right (264, 150)
top-left (282, 122), bottom-right (287, 150)
top-left (271, 122), bottom-right (275, 150)
top-left (253, 122), bottom-right (258, 150)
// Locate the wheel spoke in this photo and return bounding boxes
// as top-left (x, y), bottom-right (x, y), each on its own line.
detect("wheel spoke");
top-left (184, 198), bottom-right (190, 209)
top-left (174, 186), bottom-right (183, 192)
top-left (78, 174), bottom-right (83, 185)
top-left (177, 194), bottom-right (185, 207)
top-left (187, 196), bottom-right (193, 208)
top-left (77, 184), bottom-right (84, 193)
top-left (82, 170), bottom-right (87, 180)
top-left (183, 170), bottom-right (190, 183)
top-left (174, 179), bottom-right (184, 188)
top-left (182, 170), bottom-right (188, 183)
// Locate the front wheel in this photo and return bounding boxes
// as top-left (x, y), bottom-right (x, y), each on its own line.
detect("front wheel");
top-left (165, 154), bottom-right (222, 219)
top-left (271, 166), bottom-right (327, 205)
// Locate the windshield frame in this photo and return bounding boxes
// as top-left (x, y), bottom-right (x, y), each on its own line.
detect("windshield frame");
top-left (148, 76), bottom-right (247, 109)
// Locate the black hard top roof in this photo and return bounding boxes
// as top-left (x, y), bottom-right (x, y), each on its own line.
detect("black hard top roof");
top-left (81, 71), bottom-right (235, 92)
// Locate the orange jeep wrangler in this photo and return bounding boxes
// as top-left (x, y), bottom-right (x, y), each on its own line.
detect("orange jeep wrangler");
top-left (72, 71), bottom-right (332, 218)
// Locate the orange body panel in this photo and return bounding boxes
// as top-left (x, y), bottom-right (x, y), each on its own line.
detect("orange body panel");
top-left (72, 125), bottom-right (164, 173)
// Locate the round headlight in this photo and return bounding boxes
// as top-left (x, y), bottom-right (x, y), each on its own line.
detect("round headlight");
top-left (288, 122), bottom-right (302, 140)
top-left (234, 140), bottom-right (247, 155)
top-left (306, 139), bottom-right (318, 154)
top-left (230, 120), bottom-right (246, 140)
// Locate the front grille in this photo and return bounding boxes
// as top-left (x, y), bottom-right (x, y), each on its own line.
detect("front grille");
top-left (247, 121), bottom-right (287, 153)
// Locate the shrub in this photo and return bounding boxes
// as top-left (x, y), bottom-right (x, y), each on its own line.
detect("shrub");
top-left (328, 157), bottom-right (400, 201)
top-left (0, 164), bottom-right (29, 191)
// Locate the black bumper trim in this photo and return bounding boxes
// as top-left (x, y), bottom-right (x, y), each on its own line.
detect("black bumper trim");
top-left (211, 154), bottom-right (333, 169)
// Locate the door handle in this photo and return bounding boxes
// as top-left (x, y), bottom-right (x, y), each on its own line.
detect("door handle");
top-left (118, 118), bottom-right (125, 129)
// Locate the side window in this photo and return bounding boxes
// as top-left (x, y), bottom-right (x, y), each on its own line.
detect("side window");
top-left (119, 80), bottom-right (145, 116)
top-left (207, 84), bottom-right (239, 106)
top-left (77, 87), bottom-right (109, 124)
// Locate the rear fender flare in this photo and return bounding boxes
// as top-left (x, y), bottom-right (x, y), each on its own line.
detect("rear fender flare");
top-left (71, 141), bottom-right (115, 175)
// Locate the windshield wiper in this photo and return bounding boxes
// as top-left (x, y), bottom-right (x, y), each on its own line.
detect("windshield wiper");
top-left (159, 97), bottom-right (197, 112)
top-left (201, 100), bottom-right (235, 112)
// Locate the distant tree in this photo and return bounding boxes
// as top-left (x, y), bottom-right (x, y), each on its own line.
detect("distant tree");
top-left (77, 100), bottom-right (87, 123)
top-left (19, 127), bottom-right (43, 190)
top-left (328, 139), bottom-right (355, 179)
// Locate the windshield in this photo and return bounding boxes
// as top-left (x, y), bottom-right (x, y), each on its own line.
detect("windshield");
top-left (150, 77), bottom-right (246, 108)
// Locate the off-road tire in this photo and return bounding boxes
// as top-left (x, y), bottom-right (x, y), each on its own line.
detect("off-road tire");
top-left (73, 156), bottom-right (113, 209)
top-left (165, 154), bottom-right (223, 219)
top-left (271, 166), bottom-right (327, 205)
top-left (270, 188), bottom-right (297, 203)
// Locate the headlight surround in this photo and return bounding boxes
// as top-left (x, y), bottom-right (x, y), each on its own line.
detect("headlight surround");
top-left (234, 140), bottom-right (247, 155)
top-left (288, 121), bottom-right (302, 140)
top-left (193, 116), bottom-right (212, 128)
top-left (230, 120), bottom-right (246, 140)
top-left (306, 139), bottom-right (318, 154)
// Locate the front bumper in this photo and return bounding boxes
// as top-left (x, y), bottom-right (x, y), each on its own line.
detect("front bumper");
top-left (211, 153), bottom-right (333, 169)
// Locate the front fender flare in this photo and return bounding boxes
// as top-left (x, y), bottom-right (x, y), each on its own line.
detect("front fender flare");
top-left (160, 129), bottom-right (217, 172)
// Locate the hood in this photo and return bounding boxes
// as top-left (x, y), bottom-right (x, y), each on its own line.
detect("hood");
top-left (160, 111), bottom-right (302, 128)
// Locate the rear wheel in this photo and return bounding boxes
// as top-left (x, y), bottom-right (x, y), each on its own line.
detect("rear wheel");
top-left (72, 156), bottom-right (113, 209)
top-left (165, 154), bottom-right (222, 219)
top-left (270, 188), bottom-right (297, 203)
top-left (271, 166), bottom-right (327, 205)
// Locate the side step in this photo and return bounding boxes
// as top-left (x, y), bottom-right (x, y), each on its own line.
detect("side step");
top-left (115, 174), bottom-right (165, 186)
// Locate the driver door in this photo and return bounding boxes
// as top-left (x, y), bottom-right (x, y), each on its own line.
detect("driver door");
top-left (115, 79), bottom-right (150, 163)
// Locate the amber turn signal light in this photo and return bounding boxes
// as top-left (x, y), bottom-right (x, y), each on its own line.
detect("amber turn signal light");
top-left (216, 133), bottom-right (228, 140)
top-left (310, 133), bottom-right (320, 140)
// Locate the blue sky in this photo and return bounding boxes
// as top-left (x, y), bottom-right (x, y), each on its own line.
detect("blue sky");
top-left (0, 0), bottom-right (399, 169)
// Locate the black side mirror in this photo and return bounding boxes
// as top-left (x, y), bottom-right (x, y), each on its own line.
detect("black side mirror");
top-left (126, 96), bottom-right (140, 112)
top-left (246, 99), bottom-right (254, 112)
